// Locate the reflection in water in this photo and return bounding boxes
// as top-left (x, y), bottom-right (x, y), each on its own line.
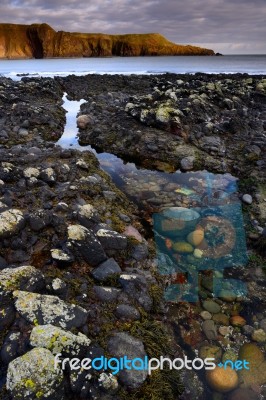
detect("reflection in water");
top-left (59, 93), bottom-right (238, 214)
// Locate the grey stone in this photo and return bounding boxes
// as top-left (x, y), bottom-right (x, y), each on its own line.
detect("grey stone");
top-left (77, 204), bottom-right (100, 229)
top-left (13, 291), bottom-right (88, 330)
top-left (93, 286), bottom-right (121, 301)
top-left (115, 304), bottom-right (140, 321)
top-left (96, 228), bottom-right (127, 250)
top-left (92, 258), bottom-right (121, 281)
top-left (242, 194), bottom-right (253, 204)
top-left (180, 156), bottom-right (195, 171)
top-left (6, 348), bottom-right (64, 400)
top-left (67, 224), bottom-right (106, 267)
top-left (40, 167), bottom-right (57, 184)
top-left (202, 300), bottom-right (221, 314)
top-left (77, 114), bottom-right (93, 129)
top-left (202, 320), bottom-right (218, 340)
top-left (119, 271), bottom-right (153, 311)
top-left (107, 332), bottom-right (147, 389)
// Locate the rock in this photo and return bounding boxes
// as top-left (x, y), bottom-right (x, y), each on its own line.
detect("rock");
top-left (212, 313), bottom-right (230, 326)
top-left (259, 318), bottom-right (266, 331)
top-left (0, 304), bottom-right (15, 331)
top-left (23, 167), bottom-right (40, 178)
top-left (206, 366), bottom-right (239, 393)
top-left (230, 315), bottom-right (246, 327)
top-left (193, 248), bottom-right (203, 258)
top-left (30, 324), bottom-right (91, 356)
top-left (199, 344), bottom-right (222, 362)
top-left (228, 388), bottom-right (259, 400)
top-left (159, 207), bottom-right (200, 235)
top-left (76, 204), bottom-right (100, 229)
top-left (115, 304), bottom-right (140, 321)
top-left (222, 349), bottom-right (238, 363)
top-left (187, 229), bottom-right (204, 246)
top-left (1, 331), bottom-right (23, 364)
top-left (67, 224), bottom-right (106, 267)
top-left (238, 343), bottom-right (266, 388)
top-left (123, 225), bottom-right (142, 242)
top-left (0, 255), bottom-right (8, 269)
top-left (93, 286), bottom-right (121, 302)
top-left (0, 265), bottom-right (45, 302)
top-left (107, 332), bottom-right (147, 389)
top-left (6, 348), bottom-right (64, 400)
top-left (219, 326), bottom-right (232, 336)
top-left (0, 209), bottom-right (25, 238)
top-left (242, 194), bottom-right (253, 204)
top-left (29, 210), bottom-right (52, 231)
top-left (50, 249), bottom-right (74, 267)
top-left (218, 289), bottom-right (237, 302)
top-left (172, 241), bottom-right (194, 253)
top-left (131, 243), bottom-right (148, 260)
top-left (18, 128), bottom-right (28, 136)
top-left (98, 372), bottom-right (118, 392)
top-left (96, 228), bottom-right (127, 250)
top-left (40, 167), bottom-right (56, 183)
top-left (91, 258), bottom-right (121, 281)
top-left (202, 300), bottom-right (221, 314)
top-left (251, 329), bottom-right (266, 343)
top-left (202, 320), bottom-right (217, 340)
top-left (200, 310), bottom-right (212, 320)
top-left (119, 271), bottom-right (153, 311)
top-left (13, 291), bottom-right (88, 329)
top-left (77, 115), bottom-right (93, 129)
top-left (51, 278), bottom-right (67, 294)
top-left (180, 156), bottom-right (195, 171)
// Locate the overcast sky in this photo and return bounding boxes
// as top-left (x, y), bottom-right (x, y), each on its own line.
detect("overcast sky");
top-left (1, 0), bottom-right (266, 54)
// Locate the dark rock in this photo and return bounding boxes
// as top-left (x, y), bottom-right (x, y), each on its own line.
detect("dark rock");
top-left (92, 258), bottom-right (121, 281)
top-left (96, 228), bottom-right (127, 250)
top-left (115, 304), bottom-right (140, 321)
top-left (93, 286), bottom-right (121, 301)
top-left (107, 332), bottom-right (147, 389)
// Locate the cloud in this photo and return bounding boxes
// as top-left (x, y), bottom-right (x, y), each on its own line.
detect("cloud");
top-left (1, 0), bottom-right (266, 53)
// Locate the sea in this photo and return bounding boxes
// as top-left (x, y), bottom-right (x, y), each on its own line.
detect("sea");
top-left (0, 55), bottom-right (266, 79)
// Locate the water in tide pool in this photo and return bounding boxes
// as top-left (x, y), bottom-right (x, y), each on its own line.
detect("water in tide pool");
top-left (0, 55), bottom-right (266, 80)
top-left (59, 93), bottom-right (239, 217)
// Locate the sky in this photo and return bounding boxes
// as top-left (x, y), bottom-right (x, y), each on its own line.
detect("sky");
top-left (1, 0), bottom-right (266, 54)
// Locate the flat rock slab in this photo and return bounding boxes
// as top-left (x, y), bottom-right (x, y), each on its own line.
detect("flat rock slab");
top-left (13, 291), bottom-right (88, 330)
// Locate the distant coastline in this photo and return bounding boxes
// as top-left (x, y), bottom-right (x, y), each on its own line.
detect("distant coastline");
top-left (0, 22), bottom-right (215, 59)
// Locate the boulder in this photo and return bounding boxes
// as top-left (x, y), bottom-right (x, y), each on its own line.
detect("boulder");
top-left (0, 209), bottom-right (25, 238)
top-left (13, 291), bottom-right (88, 329)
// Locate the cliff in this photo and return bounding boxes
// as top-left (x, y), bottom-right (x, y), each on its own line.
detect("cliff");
top-left (0, 23), bottom-right (215, 58)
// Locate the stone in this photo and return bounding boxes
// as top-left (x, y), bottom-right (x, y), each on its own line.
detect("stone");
top-left (115, 304), bottom-right (140, 321)
top-left (98, 373), bottom-right (118, 391)
top-left (202, 320), bottom-right (217, 340)
top-left (172, 241), bottom-right (194, 253)
top-left (199, 344), bottom-right (222, 362)
top-left (228, 388), bottom-right (259, 400)
top-left (222, 349), bottom-right (238, 363)
top-left (131, 243), bottom-right (148, 260)
top-left (51, 278), bottom-right (67, 294)
top-left (0, 209), bottom-right (25, 238)
top-left (180, 156), bottom-right (195, 171)
top-left (123, 225), bottom-right (143, 242)
top-left (29, 210), bottom-right (52, 231)
top-left (23, 167), bottom-right (40, 178)
top-left (242, 194), bottom-right (253, 204)
top-left (30, 324), bottom-right (91, 356)
top-left (218, 289), bottom-right (237, 302)
top-left (119, 271), bottom-right (153, 311)
top-left (67, 224), bottom-right (106, 267)
top-left (202, 300), bottom-right (221, 314)
top-left (6, 348), bottom-right (64, 400)
top-left (230, 315), bottom-right (246, 327)
top-left (50, 249), bottom-right (74, 267)
top-left (92, 258), bottom-right (121, 281)
top-left (219, 326), bottom-right (232, 336)
top-left (187, 229), bottom-right (204, 248)
top-left (193, 249), bottom-right (204, 258)
top-left (13, 291), bottom-right (88, 330)
top-left (259, 318), bottom-right (266, 331)
top-left (251, 329), bottom-right (266, 343)
top-left (206, 366), bottom-right (239, 393)
top-left (1, 331), bottom-right (23, 364)
top-left (18, 128), bottom-right (28, 136)
top-left (238, 343), bottom-right (266, 388)
top-left (96, 228), bottom-right (127, 250)
top-left (200, 310), bottom-right (212, 320)
top-left (40, 167), bottom-right (56, 183)
top-left (93, 286), bottom-right (121, 302)
top-left (76, 204), bottom-right (100, 229)
top-left (77, 114), bottom-right (93, 129)
top-left (212, 313), bottom-right (230, 326)
top-left (107, 332), bottom-right (147, 389)
top-left (0, 265), bottom-right (45, 302)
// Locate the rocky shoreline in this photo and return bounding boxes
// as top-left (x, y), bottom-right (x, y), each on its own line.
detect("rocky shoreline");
top-left (0, 73), bottom-right (266, 400)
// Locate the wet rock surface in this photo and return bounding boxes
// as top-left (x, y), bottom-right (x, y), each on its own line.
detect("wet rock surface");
top-left (0, 73), bottom-right (265, 400)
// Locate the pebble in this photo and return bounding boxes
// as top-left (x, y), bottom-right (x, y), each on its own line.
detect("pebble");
top-left (242, 194), bottom-right (253, 204)
top-left (200, 310), bottom-right (212, 320)
top-left (251, 329), bottom-right (266, 343)
top-left (203, 300), bottom-right (221, 314)
top-left (202, 320), bottom-right (217, 340)
top-left (230, 315), bottom-right (246, 327)
top-left (206, 366), bottom-right (239, 393)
